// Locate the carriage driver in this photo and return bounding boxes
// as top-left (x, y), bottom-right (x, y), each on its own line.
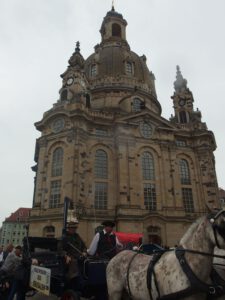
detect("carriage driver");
top-left (62, 213), bottom-right (87, 290)
top-left (87, 220), bottom-right (123, 259)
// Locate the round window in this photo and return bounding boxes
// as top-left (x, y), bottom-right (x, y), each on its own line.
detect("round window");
top-left (140, 122), bottom-right (152, 138)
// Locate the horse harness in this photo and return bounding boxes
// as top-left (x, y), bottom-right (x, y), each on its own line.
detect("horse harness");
top-left (126, 211), bottom-right (225, 299)
top-left (127, 247), bottom-right (225, 300)
top-left (126, 247), bottom-right (225, 300)
top-left (148, 247), bottom-right (225, 300)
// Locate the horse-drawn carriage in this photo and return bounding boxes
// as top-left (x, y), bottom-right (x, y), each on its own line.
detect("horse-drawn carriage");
top-left (3, 201), bottom-right (225, 300)
top-left (22, 235), bottom-right (109, 300)
top-left (20, 232), bottom-right (163, 300)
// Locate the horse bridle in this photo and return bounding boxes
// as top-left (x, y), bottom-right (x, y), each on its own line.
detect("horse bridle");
top-left (209, 210), bottom-right (225, 249)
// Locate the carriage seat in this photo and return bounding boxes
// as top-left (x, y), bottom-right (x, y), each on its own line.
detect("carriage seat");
top-left (83, 258), bottom-right (109, 286)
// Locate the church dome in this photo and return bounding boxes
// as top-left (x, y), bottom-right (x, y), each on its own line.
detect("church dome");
top-left (85, 47), bottom-right (155, 92)
top-left (83, 7), bottom-right (160, 113)
top-left (59, 7), bottom-right (161, 115)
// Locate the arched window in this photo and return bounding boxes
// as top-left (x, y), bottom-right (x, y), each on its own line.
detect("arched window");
top-left (179, 111), bottom-right (188, 123)
top-left (142, 152), bottom-right (155, 180)
top-left (52, 148), bottom-right (63, 177)
top-left (43, 226), bottom-right (55, 238)
top-left (90, 64), bottom-right (97, 77)
top-left (61, 89), bottom-right (68, 101)
top-left (132, 98), bottom-right (142, 112)
top-left (179, 159), bottom-right (191, 185)
top-left (126, 62), bottom-right (133, 75)
top-left (112, 23), bottom-right (121, 37)
top-left (95, 150), bottom-right (108, 178)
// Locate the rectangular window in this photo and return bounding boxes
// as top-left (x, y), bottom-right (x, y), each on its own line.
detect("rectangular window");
top-left (144, 183), bottom-right (157, 211)
top-left (176, 140), bottom-right (186, 147)
top-left (94, 182), bottom-right (107, 209)
top-left (95, 128), bottom-right (108, 137)
top-left (49, 180), bottom-right (61, 208)
top-left (182, 188), bottom-right (194, 212)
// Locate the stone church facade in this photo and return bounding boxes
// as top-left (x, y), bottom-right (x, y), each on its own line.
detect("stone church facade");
top-left (29, 7), bottom-right (219, 247)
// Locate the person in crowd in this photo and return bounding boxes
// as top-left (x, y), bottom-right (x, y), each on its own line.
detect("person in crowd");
top-left (62, 215), bottom-right (87, 292)
top-left (0, 245), bottom-right (22, 300)
top-left (2, 245), bottom-right (38, 300)
top-left (3, 244), bottom-right (14, 261)
top-left (87, 220), bottom-right (123, 259)
top-left (0, 245), bottom-right (22, 277)
top-left (0, 246), bottom-right (4, 267)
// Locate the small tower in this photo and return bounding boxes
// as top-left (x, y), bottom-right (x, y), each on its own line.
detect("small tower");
top-left (171, 66), bottom-right (202, 125)
top-left (59, 42), bottom-right (89, 104)
top-left (100, 6), bottom-right (129, 49)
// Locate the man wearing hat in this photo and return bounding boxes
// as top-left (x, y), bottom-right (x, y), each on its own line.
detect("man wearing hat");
top-left (87, 220), bottom-right (122, 259)
top-left (62, 213), bottom-right (86, 290)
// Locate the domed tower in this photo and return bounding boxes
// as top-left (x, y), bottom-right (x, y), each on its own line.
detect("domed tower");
top-left (29, 7), bottom-right (219, 247)
top-left (84, 7), bottom-right (160, 114)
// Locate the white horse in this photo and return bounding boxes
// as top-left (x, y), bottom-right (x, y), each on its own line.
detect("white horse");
top-left (211, 247), bottom-right (225, 300)
top-left (107, 211), bottom-right (225, 300)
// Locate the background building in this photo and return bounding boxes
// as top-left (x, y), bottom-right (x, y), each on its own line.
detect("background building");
top-left (1, 208), bottom-right (31, 247)
top-left (29, 7), bottom-right (219, 246)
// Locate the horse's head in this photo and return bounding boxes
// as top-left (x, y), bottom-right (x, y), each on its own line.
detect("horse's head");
top-left (208, 209), bottom-right (225, 249)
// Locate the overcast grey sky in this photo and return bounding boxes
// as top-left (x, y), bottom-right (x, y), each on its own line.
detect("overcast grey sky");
top-left (0, 0), bottom-right (224, 225)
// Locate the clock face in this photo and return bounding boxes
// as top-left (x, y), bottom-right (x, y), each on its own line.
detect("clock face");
top-left (52, 118), bottom-right (65, 133)
top-left (179, 99), bottom-right (186, 106)
top-left (66, 77), bottom-right (74, 86)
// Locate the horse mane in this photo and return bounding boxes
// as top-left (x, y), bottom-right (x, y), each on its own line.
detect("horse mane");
top-left (179, 215), bottom-right (207, 245)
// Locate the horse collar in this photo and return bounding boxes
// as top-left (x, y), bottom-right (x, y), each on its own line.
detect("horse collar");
top-left (174, 247), bottom-right (225, 299)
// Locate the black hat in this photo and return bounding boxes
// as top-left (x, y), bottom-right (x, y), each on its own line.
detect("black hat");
top-left (15, 245), bottom-right (22, 250)
top-left (101, 220), bottom-right (115, 227)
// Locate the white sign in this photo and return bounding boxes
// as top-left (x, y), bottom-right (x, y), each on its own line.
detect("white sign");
top-left (30, 265), bottom-right (51, 296)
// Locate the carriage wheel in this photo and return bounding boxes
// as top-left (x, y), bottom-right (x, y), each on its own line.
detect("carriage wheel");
top-left (61, 289), bottom-right (80, 300)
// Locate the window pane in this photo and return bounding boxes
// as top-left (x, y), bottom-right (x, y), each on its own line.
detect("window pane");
top-left (176, 140), bottom-right (186, 147)
top-left (49, 180), bottom-right (61, 208)
top-left (94, 182), bottom-right (107, 209)
top-left (180, 159), bottom-right (191, 184)
top-left (52, 148), bottom-right (63, 177)
top-left (95, 128), bottom-right (108, 137)
top-left (140, 123), bottom-right (152, 138)
top-left (182, 188), bottom-right (194, 212)
top-left (133, 98), bottom-right (141, 112)
top-left (126, 62), bottom-right (132, 74)
top-left (95, 150), bottom-right (108, 178)
top-left (144, 183), bottom-right (156, 211)
top-left (142, 152), bottom-right (155, 180)
top-left (91, 64), bottom-right (97, 77)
